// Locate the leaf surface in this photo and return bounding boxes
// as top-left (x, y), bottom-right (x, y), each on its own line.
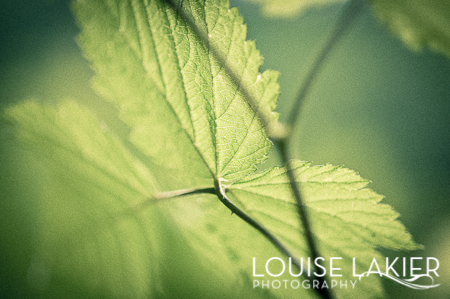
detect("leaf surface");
top-left (228, 161), bottom-right (419, 297)
top-left (75, 0), bottom-right (279, 184)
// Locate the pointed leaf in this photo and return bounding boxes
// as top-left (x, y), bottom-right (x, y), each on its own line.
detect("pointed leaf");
top-left (227, 161), bottom-right (420, 298)
top-left (74, 0), bottom-right (279, 183)
top-left (246, 0), bottom-right (346, 17)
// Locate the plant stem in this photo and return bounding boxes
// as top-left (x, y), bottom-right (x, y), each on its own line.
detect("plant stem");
top-left (132, 181), bottom-right (306, 272)
top-left (155, 187), bottom-right (216, 200)
top-left (287, 0), bottom-right (367, 129)
top-left (159, 2), bottom-right (366, 299)
top-left (273, 3), bottom-right (367, 298)
top-left (130, 187), bottom-right (216, 213)
top-left (214, 179), bottom-right (304, 272)
top-left (275, 139), bottom-right (333, 299)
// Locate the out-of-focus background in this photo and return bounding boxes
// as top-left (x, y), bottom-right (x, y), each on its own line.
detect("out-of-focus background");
top-left (1, 0), bottom-right (449, 298)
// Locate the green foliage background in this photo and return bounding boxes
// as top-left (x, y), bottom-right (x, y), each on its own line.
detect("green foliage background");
top-left (0, 0), bottom-right (449, 298)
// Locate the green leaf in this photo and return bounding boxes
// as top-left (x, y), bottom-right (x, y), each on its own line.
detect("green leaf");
top-left (4, 100), bottom-right (157, 201)
top-left (2, 0), bottom-right (420, 298)
top-left (228, 161), bottom-right (420, 297)
top-left (3, 100), bottom-right (247, 297)
top-left (3, 100), bottom-right (163, 297)
top-left (74, 0), bottom-right (279, 185)
top-left (371, 0), bottom-right (450, 59)
top-left (245, 0), bottom-right (346, 18)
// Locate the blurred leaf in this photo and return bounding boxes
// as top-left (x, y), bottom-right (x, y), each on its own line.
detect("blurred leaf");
top-left (2, 100), bottom-right (249, 297)
top-left (3, 100), bottom-right (162, 297)
top-left (245, 0), bottom-right (346, 17)
top-left (246, 0), bottom-right (450, 60)
top-left (371, 0), bottom-right (450, 59)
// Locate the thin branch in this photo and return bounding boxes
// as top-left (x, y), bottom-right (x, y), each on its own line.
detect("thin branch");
top-left (155, 187), bottom-right (216, 200)
top-left (287, 0), bottom-right (367, 128)
top-left (275, 139), bottom-right (332, 299)
top-left (214, 179), bottom-right (304, 271)
top-left (103, 187), bottom-right (216, 234)
top-left (273, 3), bottom-right (367, 298)
top-left (131, 187), bottom-right (216, 212)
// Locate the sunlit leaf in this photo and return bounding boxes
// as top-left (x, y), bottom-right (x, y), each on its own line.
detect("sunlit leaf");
top-left (228, 161), bottom-right (420, 297)
top-left (74, 0), bottom-right (279, 185)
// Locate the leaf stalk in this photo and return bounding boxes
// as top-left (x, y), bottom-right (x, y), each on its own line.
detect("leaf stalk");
top-left (214, 179), bottom-right (304, 272)
top-left (132, 187), bottom-right (216, 212)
